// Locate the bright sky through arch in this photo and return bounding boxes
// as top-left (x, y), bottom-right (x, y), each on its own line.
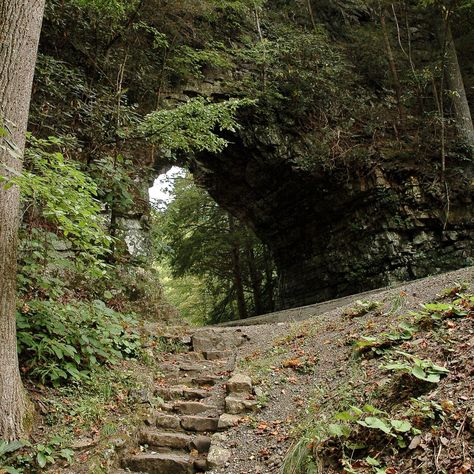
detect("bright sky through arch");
top-left (149, 166), bottom-right (185, 208)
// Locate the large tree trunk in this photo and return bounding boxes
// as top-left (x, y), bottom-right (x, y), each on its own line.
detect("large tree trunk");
top-left (444, 25), bottom-right (474, 153)
top-left (0, 0), bottom-right (46, 440)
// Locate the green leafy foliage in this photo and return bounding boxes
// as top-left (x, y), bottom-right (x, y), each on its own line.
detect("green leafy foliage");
top-left (140, 97), bottom-right (255, 155)
top-left (12, 137), bottom-right (112, 290)
top-left (0, 435), bottom-right (76, 473)
top-left (0, 440), bottom-right (30, 474)
top-left (353, 322), bottom-right (417, 355)
top-left (16, 300), bottom-right (141, 386)
top-left (382, 351), bottom-right (449, 383)
top-left (343, 300), bottom-right (382, 318)
top-left (310, 404), bottom-right (421, 466)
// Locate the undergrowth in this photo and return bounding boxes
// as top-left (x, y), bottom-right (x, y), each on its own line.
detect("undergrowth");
top-left (17, 299), bottom-right (141, 386)
top-left (282, 287), bottom-right (474, 474)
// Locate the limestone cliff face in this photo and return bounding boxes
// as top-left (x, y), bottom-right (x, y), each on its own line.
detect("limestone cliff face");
top-left (189, 128), bottom-right (474, 309)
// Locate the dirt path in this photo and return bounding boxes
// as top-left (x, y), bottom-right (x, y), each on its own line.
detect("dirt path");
top-left (207, 266), bottom-right (474, 473)
top-left (109, 267), bottom-right (473, 473)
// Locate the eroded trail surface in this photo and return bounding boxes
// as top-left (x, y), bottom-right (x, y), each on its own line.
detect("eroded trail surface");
top-left (115, 267), bottom-right (474, 473)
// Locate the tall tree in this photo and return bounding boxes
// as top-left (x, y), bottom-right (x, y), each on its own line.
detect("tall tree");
top-left (444, 24), bottom-right (474, 152)
top-left (0, 0), bottom-right (46, 440)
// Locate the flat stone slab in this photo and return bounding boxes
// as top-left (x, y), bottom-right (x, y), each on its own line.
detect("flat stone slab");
top-left (140, 430), bottom-right (191, 450)
top-left (122, 453), bottom-right (194, 474)
top-left (191, 375), bottom-right (220, 386)
top-left (155, 386), bottom-right (184, 400)
top-left (182, 387), bottom-right (208, 400)
top-left (155, 386), bottom-right (208, 401)
top-left (180, 415), bottom-right (219, 432)
top-left (192, 329), bottom-right (248, 353)
top-left (173, 401), bottom-right (216, 415)
top-left (179, 363), bottom-right (207, 372)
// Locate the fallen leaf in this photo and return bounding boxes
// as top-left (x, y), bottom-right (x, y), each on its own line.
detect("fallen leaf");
top-left (409, 435), bottom-right (421, 450)
top-left (282, 358), bottom-right (301, 368)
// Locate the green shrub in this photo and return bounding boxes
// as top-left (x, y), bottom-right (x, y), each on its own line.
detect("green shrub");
top-left (17, 300), bottom-right (141, 386)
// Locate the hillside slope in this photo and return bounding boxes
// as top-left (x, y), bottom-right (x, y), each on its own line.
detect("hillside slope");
top-left (209, 266), bottom-right (474, 473)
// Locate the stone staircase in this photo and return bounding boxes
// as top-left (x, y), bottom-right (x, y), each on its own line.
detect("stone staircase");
top-left (113, 328), bottom-right (257, 474)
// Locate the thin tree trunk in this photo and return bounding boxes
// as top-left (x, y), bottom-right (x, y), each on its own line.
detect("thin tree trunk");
top-left (0, 0), bottom-right (46, 440)
top-left (228, 215), bottom-right (247, 320)
top-left (254, 3), bottom-right (266, 89)
top-left (245, 244), bottom-right (264, 315)
top-left (444, 25), bottom-right (474, 153)
top-left (306, 0), bottom-right (316, 29)
top-left (380, 12), bottom-right (404, 124)
top-left (263, 247), bottom-right (275, 312)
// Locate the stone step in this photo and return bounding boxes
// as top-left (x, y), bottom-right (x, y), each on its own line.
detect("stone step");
top-left (155, 386), bottom-right (209, 401)
top-left (202, 350), bottom-right (232, 361)
top-left (139, 429), bottom-right (192, 451)
top-left (154, 413), bottom-right (181, 430)
top-left (191, 375), bottom-right (221, 387)
top-left (173, 401), bottom-right (216, 415)
top-left (180, 415), bottom-right (219, 432)
top-left (122, 452), bottom-right (196, 474)
top-left (178, 363), bottom-right (209, 374)
top-left (161, 374), bottom-right (224, 389)
top-left (225, 395), bottom-right (259, 414)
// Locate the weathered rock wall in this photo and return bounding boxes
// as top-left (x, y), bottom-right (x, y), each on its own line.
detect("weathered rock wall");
top-left (190, 131), bottom-right (474, 309)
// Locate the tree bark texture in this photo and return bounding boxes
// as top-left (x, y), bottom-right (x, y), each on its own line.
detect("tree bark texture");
top-left (0, 0), bottom-right (46, 440)
top-left (444, 25), bottom-right (474, 154)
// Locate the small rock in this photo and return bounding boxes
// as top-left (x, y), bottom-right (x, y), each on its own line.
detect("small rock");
top-left (409, 435), bottom-right (422, 450)
top-left (108, 437), bottom-right (127, 449)
top-left (72, 437), bottom-right (96, 449)
top-left (218, 413), bottom-right (241, 430)
top-left (190, 435), bottom-right (211, 453)
top-left (128, 387), bottom-right (153, 404)
top-left (254, 386), bottom-right (264, 398)
top-left (212, 432), bottom-right (228, 443)
top-left (207, 445), bottom-right (231, 468)
top-left (194, 458), bottom-right (208, 471)
top-left (225, 396), bottom-right (258, 414)
top-left (227, 373), bottom-right (253, 395)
